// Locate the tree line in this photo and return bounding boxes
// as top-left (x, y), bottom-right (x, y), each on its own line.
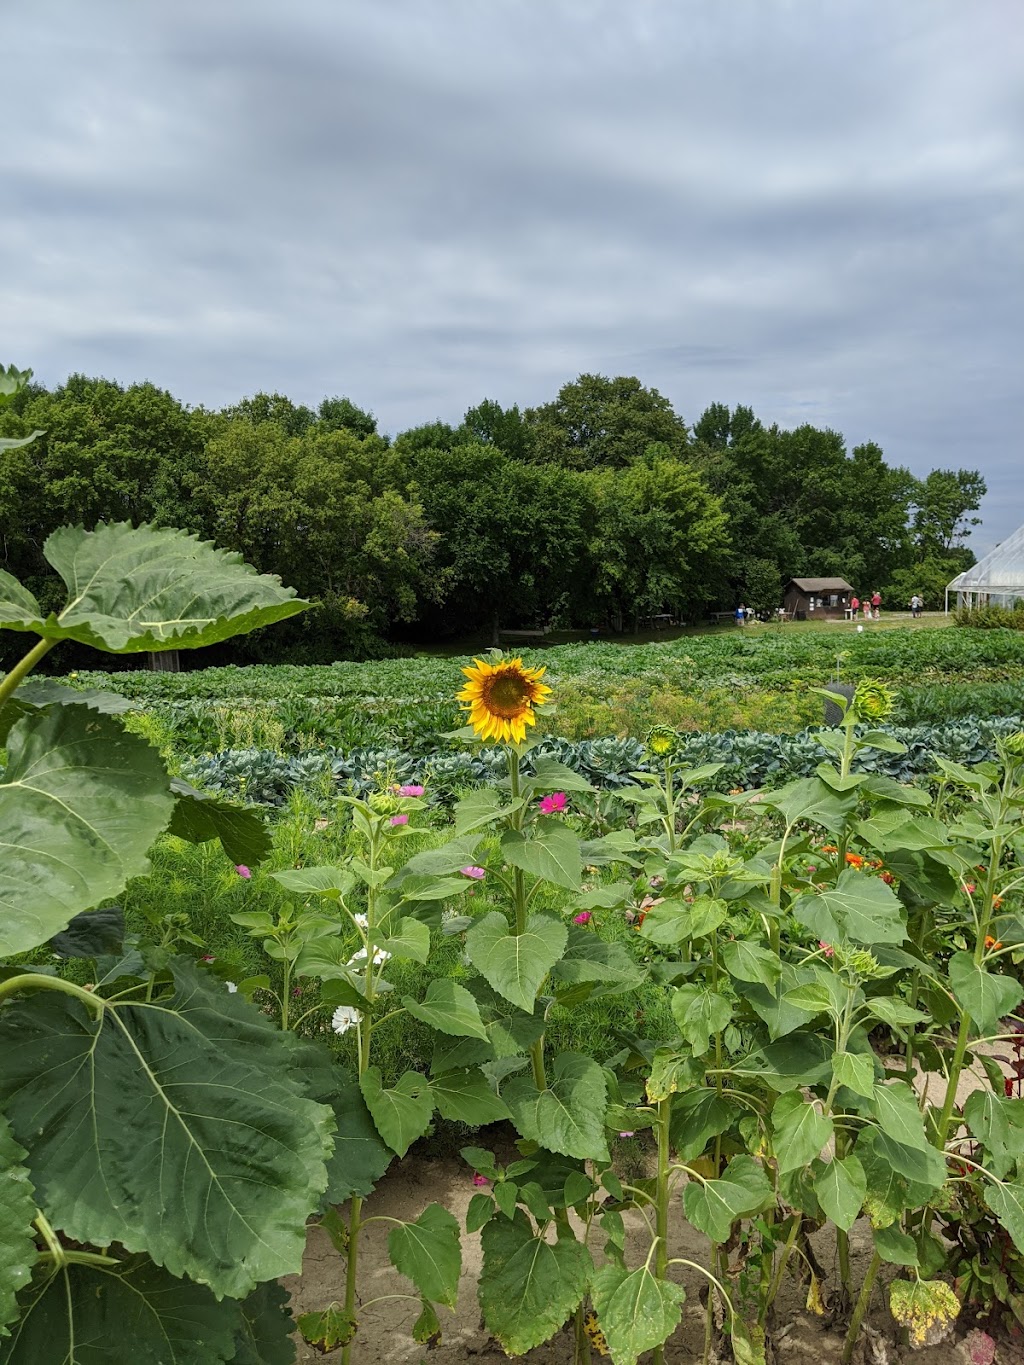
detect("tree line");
top-left (0, 371), bottom-right (984, 663)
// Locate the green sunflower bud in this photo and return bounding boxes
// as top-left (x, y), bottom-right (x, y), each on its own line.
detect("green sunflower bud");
top-left (368, 791), bottom-right (400, 814)
top-left (1002, 730), bottom-right (1024, 759)
top-left (646, 724), bottom-right (678, 758)
top-left (852, 679), bottom-right (896, 723)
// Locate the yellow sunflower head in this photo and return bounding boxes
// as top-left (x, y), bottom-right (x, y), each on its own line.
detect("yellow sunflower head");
top-left (456, 655), bottom-right (553, 745)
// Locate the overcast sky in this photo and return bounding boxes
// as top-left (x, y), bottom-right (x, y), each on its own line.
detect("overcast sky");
top-left (4, 1), bottom-right (1022, 549)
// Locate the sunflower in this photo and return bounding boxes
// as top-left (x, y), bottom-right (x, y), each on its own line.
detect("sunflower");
top-left (457, 655), bottom-right (552, 744)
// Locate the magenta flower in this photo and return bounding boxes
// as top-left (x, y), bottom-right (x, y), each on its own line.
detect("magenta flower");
top-left (472, 1173), bottom-right (490, 1187)
top-left (235, 864), bottom-right (252, 880)
top-left (390, 814), bottom-right (409, 826)
top-left (818, 940), bottom-right (834, 958)
top-left (618, 1131), bottom-right (636, 1139)
top-left (538, 792), bottom-right (567, 815)
top-left (399, 784), bottom-right (425, 797)
top-left (460, 866), bottom-right (486, 880)
top-left (573, 911), bottom-right (592, 925)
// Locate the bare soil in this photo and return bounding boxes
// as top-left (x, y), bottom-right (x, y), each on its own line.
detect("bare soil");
top-left (283, 1051), bottom-right (1023, 1362)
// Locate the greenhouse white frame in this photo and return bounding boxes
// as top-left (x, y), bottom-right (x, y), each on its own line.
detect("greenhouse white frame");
top-left (946, 522), bottom-right (1024, 611)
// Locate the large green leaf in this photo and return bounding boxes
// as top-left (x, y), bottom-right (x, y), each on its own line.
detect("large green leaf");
top-left (478, 1210), bottom-right (592, 1356)
top-left (0, 960), bottom-right (333, 1298)
top-left (387, 1204), bottom-right (462, 1309)
top-left (871, 1082), bottom-right (929, 1151)
top-left (772, 1093), bottom-right (833, 1173)
top-left (429, 1067), bottom-right (511, 1125)
top-left (0, 1117), bottom-right (36, 1339)
top-left (465, 911), bottom-right (567, 1012)
top-left (0, 522), bottom-right (307, 652)
top-left (167, 778), bottom-right (272, 867)
top-left (379, 916), bottom-right (431, 964)
top-left (320, 1077), bottom-right (393, 1203)
top-left (504, 1052), bottom-right (609, 1161)
top-left (760, 777), bottom-right (856, 832)
top-left (404, 980), bottom-right (491, 1040)
top-left (0, 571), bottom-right (43, 630)
top-left (529, 755), bottom-right (594, 793)
top-left (501, 819), bottom-right (582, 890)
top-left (0, 705), bottom-right (174, 956)
top-left (229, 1283), bottom-right (296, 1365)
top-left (359, 1068), bottom-right (434, 1158)
top-left (682, 1155), bottom-right (772, 1242)
top-left (590, 1264), bottom-right (685, 1365)
top-left (948, 952), bottom-right (1024, 1033)
top-left (0, 1255), bottom-right (243, 1364)
top-left (791, 869), bottom-right (907, 947)
top-left (813, 1154), bottom-right (866, 1232)
top-left (986, 1176), bottom-right (1024, 1254)
top-left (549, 926), bottom-right (645, 997)
top-left (670, 1089), bottom-right (739, 1161)
top-left (964, 1090), bottom-right (1019, 1180)
top-left (721, 939), bottom-right (781, 988)
top-left (671, 985), bottom-right (732, 1055)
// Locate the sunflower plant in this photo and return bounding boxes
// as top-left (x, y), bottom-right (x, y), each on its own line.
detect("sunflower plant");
top-left (0, 520), bottom-right (332, 1363)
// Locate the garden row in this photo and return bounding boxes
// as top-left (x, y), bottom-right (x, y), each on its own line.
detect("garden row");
top-left (177, 715), bottom-right (1024, 808)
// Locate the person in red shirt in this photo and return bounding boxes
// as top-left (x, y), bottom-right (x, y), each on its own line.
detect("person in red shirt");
top-left (850, 594), bottom-right (860, 617)
top-left (871, 591), bottom-right (881, 619)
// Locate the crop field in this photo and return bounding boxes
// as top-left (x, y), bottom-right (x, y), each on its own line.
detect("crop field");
top-left (7, 584), bottom-right (1024, 1365)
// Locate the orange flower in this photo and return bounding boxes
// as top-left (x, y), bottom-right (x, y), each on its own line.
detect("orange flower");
top-left (880, 870), bottom-right (895, 885)
top-left (992, 896), bottom-right (1004, 911)
top-left (845, 853), bottom-right (865, 868)
top-left (820, 844), bottom-right (838, 855)
top-left (985, 935), bottom-right (1003, 951)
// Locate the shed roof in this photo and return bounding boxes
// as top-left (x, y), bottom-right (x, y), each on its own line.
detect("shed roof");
top-left (786, 577), bottom-right (855, 593)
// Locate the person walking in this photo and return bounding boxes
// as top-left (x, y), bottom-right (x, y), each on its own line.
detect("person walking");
top-left (735, 602), bottom-right (746, 627)
top-left (862, 595), bottom-right (872, 621)
top-left (850, 593), bottom-right (860, 619)
top-left (871, 591), bottom-right (881, 620)
top-left (910, 593), bottom-right (922, 619)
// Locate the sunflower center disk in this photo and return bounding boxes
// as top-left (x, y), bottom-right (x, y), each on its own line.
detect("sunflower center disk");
top-left (484, 673), bottom-right (532, 717)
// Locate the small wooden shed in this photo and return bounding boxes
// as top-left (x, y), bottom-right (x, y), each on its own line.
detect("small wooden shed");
top-left (784, 577), bottom-right (855, 620)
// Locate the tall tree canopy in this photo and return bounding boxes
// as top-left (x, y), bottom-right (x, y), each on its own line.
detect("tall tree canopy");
top-left (0, 373), bottom-right (986, 661)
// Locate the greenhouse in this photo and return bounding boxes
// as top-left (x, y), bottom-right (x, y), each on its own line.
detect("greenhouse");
top-left (946, 520), bottom-right (1024, 610)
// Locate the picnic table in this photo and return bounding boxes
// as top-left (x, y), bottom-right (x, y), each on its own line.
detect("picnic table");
top-left (497, 627), bottom-right (551, 643)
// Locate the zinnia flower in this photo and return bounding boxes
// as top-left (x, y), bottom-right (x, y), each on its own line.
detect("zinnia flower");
top-left (539, 792), bottom-right (567, 814)
top-left (399, 784), bottom-right (425, 796)
top-left (472, 1174), bottom-right (490, 1187)
top-left (456, 655), bottom-right (552, 744)
top-left (332, 1005), bottom-right (362, 1035)
top-left (235, 864), bottom-right (252, 879)
top-left (390, 814), bottom-right (409, 826)
top-left (460, 866), bottom-right (486, 880)
top-left (573, 911), bottom-right (592, 924)
top-left (985, 935), bottom-right (1003, 950)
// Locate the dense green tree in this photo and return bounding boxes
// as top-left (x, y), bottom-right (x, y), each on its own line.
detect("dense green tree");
top-left (223, 391), bottom-right (317, 435)
top-left (524, 374), bottom-right (689, 468)
top-left (459, 399), bottom-right (535, 460)
top-left (911, 469), bottom-right (987, 556)
top-left (588, 455), bottom-right (730, 630)
top-left (407, 442), bottom-right (594, 637)
top-left (317, 395), bottom-right (379, 438)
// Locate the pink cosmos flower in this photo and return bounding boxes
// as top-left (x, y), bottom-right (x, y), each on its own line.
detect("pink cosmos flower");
top-left (390, 814), bottom-right (409, 826)
top-left (460, 866), bottom-right (486, 880)
top-left (539, 792), bottom-right (567, 814)
top-left (399, 784), bottom-right (425, 797)
top-left (472, 1174), bottom-right (490, 1187)
top-left (818, 941), bottom-right (834, 958)
top-left (235, 864), bottom-right (252, 879)
top-left (573, 911), bottom-right (592, 925)
top-left (618, 1131), bottom-right (635, 1139)
top-left (965, 882), bottom-right (977, 894)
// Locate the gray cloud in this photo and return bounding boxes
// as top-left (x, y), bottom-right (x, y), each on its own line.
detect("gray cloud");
top-left (3, 0), bottom-right (1022, 550)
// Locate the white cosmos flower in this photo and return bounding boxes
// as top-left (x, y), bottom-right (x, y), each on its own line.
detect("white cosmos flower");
top-left (346, 947), bottom-right (392, 968)
top-left (352, 912), bottom-right (368, 929)
top-left (331, 1005), bottom-right (362, 1035)
top-left (225, 981), bottom-right (238, 993)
